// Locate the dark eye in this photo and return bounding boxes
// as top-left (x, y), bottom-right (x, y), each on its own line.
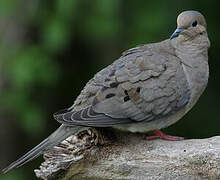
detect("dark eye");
top-left (191, 20), bottom-right (197, 27)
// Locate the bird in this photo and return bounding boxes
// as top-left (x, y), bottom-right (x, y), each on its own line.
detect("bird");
top-left (2, 10), bottom-right (210, 173)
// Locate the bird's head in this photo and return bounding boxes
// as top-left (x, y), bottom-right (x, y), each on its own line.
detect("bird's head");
top-left (170, 10), bottom-right (210, 49)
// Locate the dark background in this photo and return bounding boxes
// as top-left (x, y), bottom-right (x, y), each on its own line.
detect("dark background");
top-left (0, 0), bottom-right (219, 179)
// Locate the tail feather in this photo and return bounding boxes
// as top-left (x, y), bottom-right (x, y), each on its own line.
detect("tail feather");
top-left (2, 125), bottom-right (79, 174)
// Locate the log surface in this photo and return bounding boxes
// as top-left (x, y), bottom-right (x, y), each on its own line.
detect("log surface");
top-left (34, 129), bottom-right (220, 180)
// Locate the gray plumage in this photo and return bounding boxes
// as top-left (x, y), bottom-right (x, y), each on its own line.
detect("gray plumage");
top-left (55, 40), bottom-right (191, 127)
top-left (2, 125), bottom-right (85, 173)
top-left (2, 10), bottom-right (210, 173)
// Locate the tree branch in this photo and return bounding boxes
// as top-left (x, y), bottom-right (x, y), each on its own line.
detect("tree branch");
top-left (34, 129), bottom-right (220, 180)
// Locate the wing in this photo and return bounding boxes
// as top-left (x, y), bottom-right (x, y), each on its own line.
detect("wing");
top-left (54, 42), bottom-right (191, 127)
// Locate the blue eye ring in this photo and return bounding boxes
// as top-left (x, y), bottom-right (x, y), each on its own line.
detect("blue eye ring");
top-left (191, 20), bottom-right (197, 27)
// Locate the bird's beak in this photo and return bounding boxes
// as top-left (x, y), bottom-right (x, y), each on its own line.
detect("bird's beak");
top-left (170, 28), bottom-right (183, 40)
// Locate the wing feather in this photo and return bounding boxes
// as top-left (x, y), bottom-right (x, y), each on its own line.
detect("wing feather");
top-left (54, 43), bottom-right (191, 127)
top-left (54, 107), bottom-right (133, 127)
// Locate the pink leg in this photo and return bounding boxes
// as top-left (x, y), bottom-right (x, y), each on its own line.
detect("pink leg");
top-left (146, 130), bottom-right (184, 141)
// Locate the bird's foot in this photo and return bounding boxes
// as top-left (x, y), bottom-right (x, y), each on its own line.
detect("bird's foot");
top-left (146, 130), bottom-right (184, 141)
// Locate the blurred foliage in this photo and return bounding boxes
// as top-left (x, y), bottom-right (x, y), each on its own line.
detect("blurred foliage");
top-left (0, 0), bottom-right (219, 179)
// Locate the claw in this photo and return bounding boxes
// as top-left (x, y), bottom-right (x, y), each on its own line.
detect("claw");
top-left (146, 130), bottom-right (184, 141)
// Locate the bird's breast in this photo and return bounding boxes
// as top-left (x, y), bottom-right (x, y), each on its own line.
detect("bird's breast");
top-left (182, 57), bottom-right (209, 110)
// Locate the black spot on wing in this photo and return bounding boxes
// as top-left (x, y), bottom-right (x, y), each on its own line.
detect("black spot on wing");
top-left (136, 87), bottom-right (141, 93)
top-left (124, 96), bottom-right (130, 102)
top-left (110, 82), bottom-right (119, 88)
top-left (105, 93), bottom-right (115, 99)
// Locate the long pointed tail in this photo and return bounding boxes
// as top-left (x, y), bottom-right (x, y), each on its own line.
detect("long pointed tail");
top-left (2, 125), bottom-right (80, 173)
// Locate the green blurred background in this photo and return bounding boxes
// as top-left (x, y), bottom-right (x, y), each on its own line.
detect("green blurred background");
top-left (0, 0), bottom-right (219, 179)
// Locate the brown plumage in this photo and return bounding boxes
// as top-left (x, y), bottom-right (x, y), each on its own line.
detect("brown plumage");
top-left (2, 10), bottom-right (210, 173)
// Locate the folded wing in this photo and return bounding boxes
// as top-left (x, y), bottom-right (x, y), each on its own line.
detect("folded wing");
top-left (54, 43), bottom-right (191, 127)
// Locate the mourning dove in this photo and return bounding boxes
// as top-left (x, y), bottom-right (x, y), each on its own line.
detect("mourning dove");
top-left (2, 10), bottom-right (210, 173)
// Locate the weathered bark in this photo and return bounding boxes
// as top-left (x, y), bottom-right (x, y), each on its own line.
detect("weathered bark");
top-left (35, 128), bottom-right (220, 180)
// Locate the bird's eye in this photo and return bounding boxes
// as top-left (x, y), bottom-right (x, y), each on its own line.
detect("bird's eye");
top-left (191, 20), bottom-right (197, 27)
